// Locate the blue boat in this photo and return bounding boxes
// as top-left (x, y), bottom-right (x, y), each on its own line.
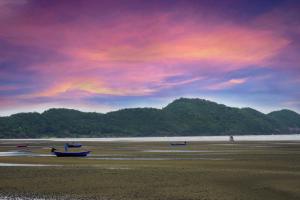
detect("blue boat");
top-left (53, 151), bottom-right (90, 157)
top-left (51, 147), bottom-right (90, 157)
top-left (66, 143), bottom-right (82, 148)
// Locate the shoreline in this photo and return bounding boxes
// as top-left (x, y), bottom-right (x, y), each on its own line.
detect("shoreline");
top-left (1, 134), bottom-right (300, 142)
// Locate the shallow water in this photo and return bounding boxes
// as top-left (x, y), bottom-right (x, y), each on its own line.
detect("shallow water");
top-left (0, 151), bottom-right (53, 157)
top-left (0, 163), bottom-right (61, 167)
top-left (105, 167), bottom-right (131, 170)
top-left (1, 134), bottom-right (300, 142)
top-left (143, 150), bottom-right (215, 153)
top-left (89, 154), bottom-right (127, 157)
top-left (273, 142), bottom-right (300, 145)
top-left (88, 157), bottom-right (231, 161)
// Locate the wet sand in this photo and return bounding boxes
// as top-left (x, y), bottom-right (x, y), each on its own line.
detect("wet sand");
top-left (0, 139), bottom-right (300, 199)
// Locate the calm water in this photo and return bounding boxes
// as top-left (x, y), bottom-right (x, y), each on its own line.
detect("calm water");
top-left (0, 151), bottom-right (53, 157)
top-left (87, 157), bottom-right (231, 161)
top-left (0, 163), bottom-right (61, 167)
top-left (1, 134), bottom-right (300, 142)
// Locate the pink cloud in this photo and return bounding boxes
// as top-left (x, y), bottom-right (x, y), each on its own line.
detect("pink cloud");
top-left (0, 1), bottom-right (298, 114)
top-left (6, 14), bottom-right (287, 99)
top-left (206, 78), bottom-right (247, 90)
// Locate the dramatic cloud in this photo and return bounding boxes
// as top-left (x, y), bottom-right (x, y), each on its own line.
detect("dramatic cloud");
top-left (206, 78), bottom-right (248, 90)
top-left (0, 0), bottom-right (299, 115)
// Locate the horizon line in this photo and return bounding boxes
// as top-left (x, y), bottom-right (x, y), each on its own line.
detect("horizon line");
top-left (1, 97), bottom-right (298, 117)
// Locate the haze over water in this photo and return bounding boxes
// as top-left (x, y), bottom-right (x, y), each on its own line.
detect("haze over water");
top-left (2, 134), bottom-right (300, 142)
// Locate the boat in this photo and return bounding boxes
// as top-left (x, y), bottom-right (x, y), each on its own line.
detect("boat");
top-left (51, 145), bottom-right (91, 157)
top-left (170, 141), bottom-right (187, 146)
top-left (51, 148), bottom-right (90, 157)
top-left (16, 144), bottom-right (28, 148)
top-left (66, 143), bottom-right (82, 148)
top-left (52, 151), bottom-right (91, 157)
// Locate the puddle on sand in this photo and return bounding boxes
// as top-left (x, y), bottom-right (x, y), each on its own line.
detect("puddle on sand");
top-left (253, 145), bottom-right (279, 148)
top-left (89, 154), bottom-right (127, 157)
top-left (273, 142), bottom-right (300, 145)
top-left (88, 157), bottom-right (170, 160)
top-left (0, 163), bottom-right (61, 167)
top-left (88, 157), bottom-right (231, 161)
top-left (143, 150), bottom-right (216, 153)
top-left (105, 167), bottom-right (131, 170)
top-left (0, 151), bottom-right (53, 157)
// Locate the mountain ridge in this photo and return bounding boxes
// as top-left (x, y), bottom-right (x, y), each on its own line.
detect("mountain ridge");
top-left (0, 98), bottom-right (299, 138)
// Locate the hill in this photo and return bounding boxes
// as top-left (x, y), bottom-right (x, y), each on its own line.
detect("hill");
top-left (0, 98), bottom-right (299, 138)
top-left (268, 109), bottom-right (300, 132)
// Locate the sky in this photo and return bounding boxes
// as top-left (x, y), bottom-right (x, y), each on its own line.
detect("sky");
top-left (0, 0), bottom-right (299, 116)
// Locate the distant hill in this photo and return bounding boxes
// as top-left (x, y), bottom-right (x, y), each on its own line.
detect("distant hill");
top-left (0, 98), bottom-right (300, 138)
top-left (268, 109), bottom-right (300, 131)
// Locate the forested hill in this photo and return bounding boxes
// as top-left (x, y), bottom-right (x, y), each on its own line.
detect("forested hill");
top-left (0, 98), bottom-right (300, 138)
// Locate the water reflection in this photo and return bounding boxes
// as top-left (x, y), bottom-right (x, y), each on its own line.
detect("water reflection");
top-left (143, 150), bottom-right (216, 153)
top-left (0, 151), bottom-right (53, 157)
top-left (88, 157), bottom-right (231, 161)
top-left (0, 163), bottom-right (61, 167)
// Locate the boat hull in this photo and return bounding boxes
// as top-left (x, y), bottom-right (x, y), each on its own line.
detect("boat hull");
top-left (170, 142), bottom-right (187, 146)
top-left (171, 144), bottom-right (186, 146)
top-left (53, 151), bottom-right (90, 157)
top-left (17, 145), bottom-right (28, 148)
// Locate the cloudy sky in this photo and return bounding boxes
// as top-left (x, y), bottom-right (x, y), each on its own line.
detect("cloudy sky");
top-left (0, 0), bottom-right (299, 116)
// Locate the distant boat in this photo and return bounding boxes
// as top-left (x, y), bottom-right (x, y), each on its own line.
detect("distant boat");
top-left (51, 148), bottom-right (90, 157)
top-left (16, 144), bottom-right (28, 148)
top-left (170, 141), bottom-right (187, 146)
top-left (66, 143), bottom-right (82, 148)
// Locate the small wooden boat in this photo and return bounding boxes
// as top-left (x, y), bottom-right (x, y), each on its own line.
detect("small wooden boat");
top-left (51, 148), bottom-right (90, 157)
top-left (53, 151), bottom-right (90, 157)
top-left (17, 144), bottom-right (28, 148)
top-left (66, 143), bottom-right (82, 148)
top-left (170, 141), bottom-right (187, 146)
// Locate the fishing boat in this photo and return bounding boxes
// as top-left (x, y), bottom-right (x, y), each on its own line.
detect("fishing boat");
top-left (66, 143), bottom-right (82, 148)
top-left (51, 147), bottom-right (90, 157)
top-left (52, 150), bottom-right (90, 157)
top-left (16, 144), bottom-right (28, 148)
top-left (170, 141), bottom-right (187, 146)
